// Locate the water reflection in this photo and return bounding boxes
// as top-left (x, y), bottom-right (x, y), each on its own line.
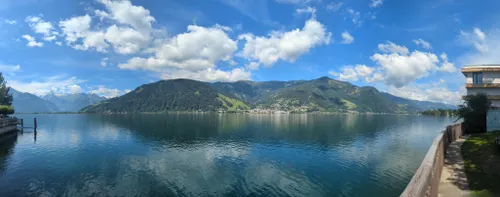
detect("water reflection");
top-left (0, 133), bottom-right (18, 174)
top-left (0, 114), bottom-right (454, 197)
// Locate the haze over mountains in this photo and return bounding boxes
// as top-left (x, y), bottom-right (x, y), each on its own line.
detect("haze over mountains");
top-left (81, 77), bottom-right (455, 114)
top-left (11, 89), bottom-right (106, 113)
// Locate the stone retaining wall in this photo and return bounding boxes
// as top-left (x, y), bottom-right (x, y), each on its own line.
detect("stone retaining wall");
top-left (399, 123), bottom-right (463, 197)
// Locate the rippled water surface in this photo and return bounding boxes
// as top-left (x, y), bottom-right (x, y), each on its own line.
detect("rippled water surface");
top-left (0, 114), bottom-right (454, 197)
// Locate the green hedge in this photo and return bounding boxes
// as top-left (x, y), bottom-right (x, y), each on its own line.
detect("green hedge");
top-left (0, 105), bottom-right (14, 115)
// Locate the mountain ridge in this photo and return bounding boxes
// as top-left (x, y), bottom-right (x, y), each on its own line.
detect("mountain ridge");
top-left (82, 77), bottom-right (455, 114)
top-left (11, 88), bottom-right (60, 113)
top-left (42, 92), bottom-right (106, 112)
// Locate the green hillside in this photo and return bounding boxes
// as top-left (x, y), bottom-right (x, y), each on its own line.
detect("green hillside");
top-left (81, 77), bottom-right (454, 114)
top-left (81, 79), bottom-right (249, 113)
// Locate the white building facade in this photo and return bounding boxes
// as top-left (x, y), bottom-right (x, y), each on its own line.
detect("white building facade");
top-left (462, 65), bottom-right (500, 131)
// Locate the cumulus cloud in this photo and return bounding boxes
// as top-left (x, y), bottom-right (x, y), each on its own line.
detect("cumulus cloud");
top-left (332, 42), bottom-right (456, 88)
top-left (371, 48), bottom-right (456, 87)
top-left (238, 17), bottom-right (331, 66)
top-left (377, 41), bottom-right (409, 55)
top-left (22, 35), bottom-right (43, 47)
top-left (69, 84), bottom-right (83, 94)
top-left (438, 53), bottom-right (457, 72)
top-left (388, 83), bottom-right (462, 105)
top-left (160, 68), bottom-right (251, 82)
top-left (341, 31), bottom-right (354, 44)
top-left (413, 38), bottom-right (432, 49)
top-left (245, 62), bottom-right (260, 70)
top-left (329, 65), bottom-right (374, 82)
top-left (58, 0), bottom-right (154, 54)
top-left (25, 16), bottom-right (58, 42)
top-left (90, 85), bottom-right (127, 98)
top-left (370, 0), bottom-right (383, 8)
top-left (97, 0), bottom-right (155, 33)
top-left (8, 75), bottom-right (85, 96)
top-left (104, 25), bottom-right (149, 54)
top-left (119, 24), bottom-right (237, 72)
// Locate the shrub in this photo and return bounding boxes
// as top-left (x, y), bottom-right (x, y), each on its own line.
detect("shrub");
top-left (0, 105), bottom-right (15, 115)
top-left (456, 93), bottom-right (491, 134)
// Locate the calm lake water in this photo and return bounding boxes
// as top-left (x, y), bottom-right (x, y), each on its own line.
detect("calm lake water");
top-left (0, 114), bottom-right (454, 197)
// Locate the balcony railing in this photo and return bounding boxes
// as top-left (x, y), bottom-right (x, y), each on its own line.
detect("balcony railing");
top-left (465, 83), bottom-right (500, 88)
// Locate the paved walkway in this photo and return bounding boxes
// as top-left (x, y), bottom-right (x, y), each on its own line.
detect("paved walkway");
top-left (438, 137), bottom-right (470, 197)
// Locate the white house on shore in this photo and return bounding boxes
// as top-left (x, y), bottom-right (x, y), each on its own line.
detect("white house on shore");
top-left (462, 64), bottom-right (500, 131)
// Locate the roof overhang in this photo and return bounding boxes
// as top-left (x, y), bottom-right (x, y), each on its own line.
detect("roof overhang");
top-left (462, 64), bottom-right (500, 76)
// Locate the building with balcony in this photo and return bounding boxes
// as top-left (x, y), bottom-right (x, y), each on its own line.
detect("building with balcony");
top-left (462, 64), bottom-right (500, 131)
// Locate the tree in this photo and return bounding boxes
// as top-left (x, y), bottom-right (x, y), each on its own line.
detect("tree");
top-left (456, 93), bottom-right (491, 134)
top-left (0, 72), bottom-right (13, 106)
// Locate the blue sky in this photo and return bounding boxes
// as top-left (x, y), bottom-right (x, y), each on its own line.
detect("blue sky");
top-left (0, 0), bottom-right (498, 103)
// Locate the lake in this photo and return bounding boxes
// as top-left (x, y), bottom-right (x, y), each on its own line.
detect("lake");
top-left (0, 114), bottom-right (454, 197)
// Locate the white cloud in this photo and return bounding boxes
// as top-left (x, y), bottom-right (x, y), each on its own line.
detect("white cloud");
top-left (59, 13), bottom-right (151, 54)
top-left (296, 7), bottom-right (316, 16)
top-left (276, 0), bottom-right (314, 4)
top-left (341, 31), bottom-right (354, 44)
top-left (97, 0), bottom-right (155, 33)
top-left (161, 68), bottom-right (251, 82)
top-left (326, 2), bottom-right (343, 12)
top-left (55, 42), bottom-right (62, 46)
top-left (239, 17), bottom-right (331, 66)
top-left (69, 84), bottom-right (83, 94)
top-left (371, 51), bottom-right (438, 87)
top-left (365, 72), bottom-right (384, 82)
top-left (43, 35), bottom-right (56, 41)
top-left (346, 9), bottom-right (361, 25)
top-left (8, 75), bottom-right (85, 96)
top-left (388, 83), bottom-right (462, 105)
top-left (438, 53), bottom-right (457, 72)
top-left (119, 24), bottom-right (237, 72)
top-left (25, 16), bottom-right (57, 42)
top-left (413, 38), bottom-right (432, 49)
top-left (1, 18), bottom-right (16, 25)
top-left (245, 62), bottom-right (260, 70)
top-left (457, 28), bottom-right (500, 65)
top-left (0, 64), bottom-right (21, 76)
top-left (370, 0), bottom-right (384, 8)
top-left (22, 35), bottom-right (43, 47)
top-left (101, 58), bottom-right (108, 67)
top-left (90, 85), bottom-right (126, 98)
top-left (371, 42), bottom-right (456, 87)
top-left (378, 41), bottom-right (409, 55)
top-left (474, 28), bottom-right (486, 41)
top-left (59, 15), bottom-right (92, 44)
top-left (459, 28), bottom-right (488, 53)
top-left (329, 64), bottom-right (374, 82)
top-left (104, 25), bottom-right (149, 54)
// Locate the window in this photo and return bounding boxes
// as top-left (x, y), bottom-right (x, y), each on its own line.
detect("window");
top-left (473, 72), bottom-right (483, 84)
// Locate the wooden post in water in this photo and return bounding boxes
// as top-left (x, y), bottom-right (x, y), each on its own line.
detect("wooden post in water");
top-left (20, 119), bottom-right (23, 127)
top-left (34, 118), bottom-right (37, 133)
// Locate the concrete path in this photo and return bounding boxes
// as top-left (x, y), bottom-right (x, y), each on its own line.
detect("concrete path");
top-left (438, 137), bottom-right (470, 197)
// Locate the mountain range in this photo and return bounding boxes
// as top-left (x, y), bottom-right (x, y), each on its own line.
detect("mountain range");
top-left (42, 92), bottom-right (106, 112)
top-left (11, 89), bottom-right (106, 113)
top-left (81, 77), bottom-right (455, 114)
top-left (11, 89), bottom-right (60, 113)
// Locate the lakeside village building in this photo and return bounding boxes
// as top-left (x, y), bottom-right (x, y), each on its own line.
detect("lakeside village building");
top-left (462, 64), bottom-right (500, 131)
